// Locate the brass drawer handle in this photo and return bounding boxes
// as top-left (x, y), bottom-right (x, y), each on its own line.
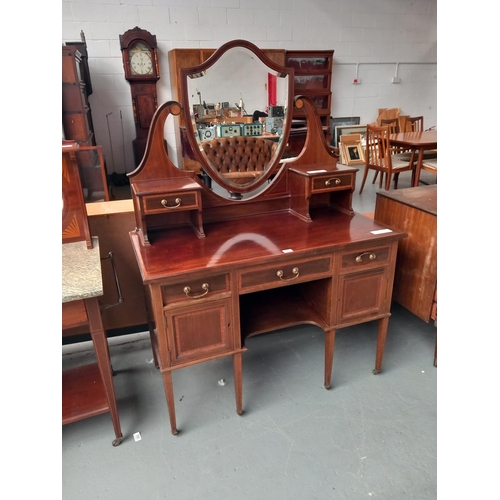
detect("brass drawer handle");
top-left (325, 177), bottom-right (341, 186)
top-left (277, 267), bottom-right (300, 281)
top-left (161, 198), bottom-right (181, 208)
top-left (355, 252), bottom-right (377, 263)
top-left (183, 283), bottom-right (209, 299)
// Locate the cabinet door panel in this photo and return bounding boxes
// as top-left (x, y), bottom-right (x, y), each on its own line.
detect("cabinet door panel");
top-left (166, 299), bottom-right (233, 365)
top-left (337, 268), bottom-right (388, 324)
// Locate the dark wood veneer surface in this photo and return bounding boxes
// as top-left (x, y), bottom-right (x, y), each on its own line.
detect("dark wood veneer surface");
top-left (131, 209), bottom-right (401, 283)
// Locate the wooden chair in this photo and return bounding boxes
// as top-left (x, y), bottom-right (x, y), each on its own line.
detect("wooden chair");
top-left (372, 118), bottom-right (411, 186)
top-left (380, 118), bottom-right (400, 134)
top-left (407, 116), bottom-right (424, 132)
top-left (359, 124), bottom-right (414, 194)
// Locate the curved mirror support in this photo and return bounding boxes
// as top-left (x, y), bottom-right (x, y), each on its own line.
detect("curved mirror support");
top-left (180, 40), bottom-right (293, 197)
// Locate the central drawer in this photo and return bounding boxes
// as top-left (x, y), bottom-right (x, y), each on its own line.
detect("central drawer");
top-left (238, 255), bottom-right (332, 292)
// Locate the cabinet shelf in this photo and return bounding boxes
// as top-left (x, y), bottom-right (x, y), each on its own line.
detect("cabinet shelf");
top-left (240, 282), bottom-right (330, 342)
top-left (285, 50), bottom-right (334, 144)
top-left (62, 363), bottom-right (110, 425)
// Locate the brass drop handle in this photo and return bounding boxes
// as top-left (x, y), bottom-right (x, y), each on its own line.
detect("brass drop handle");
top-left (355, 252), bottom-right (376, 263)
top-left (325, 178), bottom-right (341, 186)
top-left (161, 198), bottom-right (181, 208)
top-left (277, 267), bottom-right (300, 281)
top-left (183, 283), bottom-right (209, 299)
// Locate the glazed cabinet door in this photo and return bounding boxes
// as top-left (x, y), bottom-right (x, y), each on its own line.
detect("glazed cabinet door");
top-left (164, 298), bottom-right (234, 367)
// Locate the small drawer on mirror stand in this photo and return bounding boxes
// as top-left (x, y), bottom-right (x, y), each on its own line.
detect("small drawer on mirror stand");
top-left (288, 166), bottom-right (357, 222)
top-left (131, 178), bottom-right (205, 245)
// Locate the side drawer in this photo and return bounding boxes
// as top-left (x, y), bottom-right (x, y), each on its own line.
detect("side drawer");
top-left (311, 173), bottom-right (354, 193)
top-left (161, 273), bottom-right (230, 307)
top-left (340, 245), bottom-right (391, 272)
top-left (239, 255), bottom-right (332, 292)
top-left (142, 191), bottom-right (200, 214)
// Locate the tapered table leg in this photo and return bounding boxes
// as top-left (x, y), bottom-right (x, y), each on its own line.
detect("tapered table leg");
top-left (86, 297), bottom-right (123, 446)
top-left (324, 329), bottom-right (336, 389)
top-left (233, 352), bottom-right (243, 415)
top-left (162, 370), bottom-right (178, 435)
top-left (373, 316), bottom-right (390, 374)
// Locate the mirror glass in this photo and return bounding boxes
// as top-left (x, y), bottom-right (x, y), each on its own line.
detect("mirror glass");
top-left (181, 41), bottom-right (293, 196)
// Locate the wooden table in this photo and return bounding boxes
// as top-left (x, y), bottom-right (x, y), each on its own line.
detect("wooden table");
top-left (62, 237), bottom-right (123, 446)
top-left (390, 130), bottom-right (437, 187)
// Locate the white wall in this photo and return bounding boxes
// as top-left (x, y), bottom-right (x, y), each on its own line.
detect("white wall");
top-left (62, 0), bottom-right (437, 175)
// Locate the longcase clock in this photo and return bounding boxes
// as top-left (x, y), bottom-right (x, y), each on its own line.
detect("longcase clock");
top-left (119, 27), bottom-right (160, 167)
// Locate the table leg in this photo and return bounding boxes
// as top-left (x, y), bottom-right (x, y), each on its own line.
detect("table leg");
top-left (412, 149), bottom-right (424, 187)
top-left (86, 297), bottom-right (123, 446)
top-left (161, 370), bottom-right (178, 435)
top-left (324, 329), bottom-right (336, 389)
top-left (233, 352), bottom-right (243, 415)
top-left (373, 316), bottom-right (390, 374)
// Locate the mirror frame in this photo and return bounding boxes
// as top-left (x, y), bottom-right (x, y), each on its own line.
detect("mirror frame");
top-left (179, 39), bottom-right (294, 196)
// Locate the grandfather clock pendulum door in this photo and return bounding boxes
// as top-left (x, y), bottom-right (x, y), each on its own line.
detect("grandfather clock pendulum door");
top-left (119, 27), bottom-right (160, 167)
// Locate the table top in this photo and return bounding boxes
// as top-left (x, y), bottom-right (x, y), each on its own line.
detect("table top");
top-left (62, 237), bottom-right (103, 303)
top-left (376, 185), bottom-right (437, 216)
top-left (130, 210), bottom-right (405, 284)
top-left (390, 130), bottom-right (437, 148)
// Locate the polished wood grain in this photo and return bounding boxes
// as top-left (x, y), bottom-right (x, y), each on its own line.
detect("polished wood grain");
top-left (374, 185), bottom-right (437, 323)
top-left (130, 208), bottom-right (404, 434)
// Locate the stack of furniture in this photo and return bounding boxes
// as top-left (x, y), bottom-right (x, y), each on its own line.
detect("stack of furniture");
top-left (62, 40), bottom-right (109, 201)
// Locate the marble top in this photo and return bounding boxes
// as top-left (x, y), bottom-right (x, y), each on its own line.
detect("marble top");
top-left (62, 237), bottom-right (103, 303)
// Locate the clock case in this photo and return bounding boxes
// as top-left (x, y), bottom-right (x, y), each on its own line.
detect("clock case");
top-left (119, 27), bottom-right (160, 166)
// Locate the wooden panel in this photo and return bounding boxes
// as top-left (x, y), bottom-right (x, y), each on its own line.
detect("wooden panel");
top-left (88, 211), bottom-right (148, 331)
top-left (337, 267), bottom-right (388, 324)
top-left (166, 298), bottom-right (233, 365)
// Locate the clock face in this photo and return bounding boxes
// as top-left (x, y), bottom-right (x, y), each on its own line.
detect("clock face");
top-left (129, 42), bottom-right (154, 76)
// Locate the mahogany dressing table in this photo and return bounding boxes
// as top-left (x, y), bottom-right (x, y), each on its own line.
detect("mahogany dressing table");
top-left (127, 41), bottom-right (406, 435)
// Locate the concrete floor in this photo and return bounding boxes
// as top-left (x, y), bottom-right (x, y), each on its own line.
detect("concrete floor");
top-left (62, 167), bottom-right (438, 500)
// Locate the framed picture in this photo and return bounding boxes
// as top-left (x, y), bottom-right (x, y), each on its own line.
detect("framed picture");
top-left (341, 142), bottom-right (365, 166)
top-left (331, 117), bottom-right (360, 146)
top-left (335, 124), bottom-right (367, 148)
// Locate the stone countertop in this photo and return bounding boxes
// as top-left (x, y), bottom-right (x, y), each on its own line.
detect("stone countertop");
top-left (62, 237), bottom-right (103, 303)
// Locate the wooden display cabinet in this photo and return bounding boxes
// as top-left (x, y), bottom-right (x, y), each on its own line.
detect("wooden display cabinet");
top-left (285, 50), bottom-right (334, 144)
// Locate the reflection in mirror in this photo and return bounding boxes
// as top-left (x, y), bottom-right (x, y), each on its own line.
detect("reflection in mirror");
top-left (181, 40), bottom-right (293, 198)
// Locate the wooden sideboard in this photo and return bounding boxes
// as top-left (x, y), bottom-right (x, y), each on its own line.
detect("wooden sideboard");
top-left (374, 185), bottom-right (437, 323)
